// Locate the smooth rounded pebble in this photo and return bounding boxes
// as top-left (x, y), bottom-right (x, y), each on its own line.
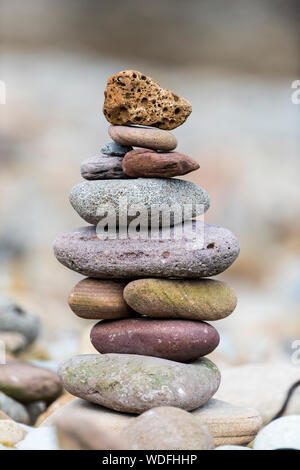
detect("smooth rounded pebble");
top-left (253, 416), bottom-right (300, 450)
top-left (0, 419), bottom-right (27, 445)
top-left (68, 278), bottom-right (135, 320)
top-left (192, 399), bottom-right (262, 446)
top-left (90, 318), bottom-right (220, 362)
top-left (58, 354), bottom-right (221, 414)
top-left (108, 125), bottom-right (177, 151)
top-left (121, 407), bottom-right (215, 450)
top-left (0, 360), bottom-right (62, 403)
top-left (0, 295), bottom-right (40, 346)
top-left (122, 148), bottom-right (199, 178)
top-left (101, 141), bottom-right (132, 157)
top-left (80, 155), bottom-right (129, 180)
top-left (0, 391), bottom-right (30, 424)
top-left (69, 178), bottom-right (209, 227)
top-left (103, 70), bottom-right (192, 130)
top-left (124, 278), bottom-right (237, 321)
top-left (53, 222), bottom-right (240, 279)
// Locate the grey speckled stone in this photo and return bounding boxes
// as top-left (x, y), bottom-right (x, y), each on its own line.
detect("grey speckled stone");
top-left (101, 142), bottom-right (132, 157)
top-left (0, 391), bottom-right (30, 424)
top-left (53, 221), bottom-right (240, 279)
top-left (69, 178), bottom-right (210, 227)
top-left (58, 354), bottom-right (221, 414)
top-left (80, 155), bottom-right (129, 180)
top-left (0, 296), bottom-right (40, 346)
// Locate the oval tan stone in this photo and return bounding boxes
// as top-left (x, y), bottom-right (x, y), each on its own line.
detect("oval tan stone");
top-left (122, 148), bottom-right (199, 178)
top-left (103, 70), bottom-right (192, 130)
top-left (108, 125), bottom-right (177, 151)
top-left (68, 278), bottom-right (135, 320)
top-left (58, 354), bottom-right (221, 414)
top-left (121, 407), bottom-right (215, 450)
top-left (123, 278), bottom-right (237, 321)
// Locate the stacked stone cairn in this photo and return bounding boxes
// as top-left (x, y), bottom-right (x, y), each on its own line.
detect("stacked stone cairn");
top-left (54, 71), bottom-right (240, 418)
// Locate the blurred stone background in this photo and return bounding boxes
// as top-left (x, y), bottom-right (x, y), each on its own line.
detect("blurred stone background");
top-left (0, 0), bottom-right (299, 365)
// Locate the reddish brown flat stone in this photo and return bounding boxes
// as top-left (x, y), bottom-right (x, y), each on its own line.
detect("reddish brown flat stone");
top-left (122, 148), bottom-right (199, 178)
top-left (90, 318), bottom-right (220, 362)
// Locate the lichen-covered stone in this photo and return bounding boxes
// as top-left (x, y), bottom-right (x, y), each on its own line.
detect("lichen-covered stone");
top-left (122, 148), bottom-right (199, 178)
top-left (53, 222), bottom-right (240, 279)
top-left (121, 407), bottom-right (215, 450)
top-left (103, 70), bottom-right (192, 130)
top-left (69, 179), bottom-right (209, 227)
top-left (123, 279), bottom-right (237, 321)
top-left (108, 125), bottom-right (177, 151)
top-left (90, 318), bottom-right (220, 362)
top-left (0, 360), bottom-right (62, 403)
top-left (68, 278), bottom-right (135, 320)
top-left (101, 141), bottom-right (132, 157)
top-left (80, 155), bottom-right (129, 180)
top-left (58, 354), bottom-right (220, 413)
top-left (0, 419), bottom-right (27, 446)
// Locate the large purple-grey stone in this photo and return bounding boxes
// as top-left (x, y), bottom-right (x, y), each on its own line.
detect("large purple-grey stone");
top-left (53, 221), bottom-right (239, 279)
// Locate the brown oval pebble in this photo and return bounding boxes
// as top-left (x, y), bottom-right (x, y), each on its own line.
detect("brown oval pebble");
top-left (122, 148), bottom-right (199, 178)
top-left (108, 125), bottom-right (177, 151)
top-left (68, 278), bottom-right (135, 320)
top-left (90, 318), bottom-right (220, 362)
top-left (123, 279), bottom-right (237, 321)
top-left (103, 70), bottom-right (192, 130)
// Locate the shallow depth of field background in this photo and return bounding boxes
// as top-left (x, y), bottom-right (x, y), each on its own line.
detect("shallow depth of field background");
top-left (0, 0), bottom-right (299, 366)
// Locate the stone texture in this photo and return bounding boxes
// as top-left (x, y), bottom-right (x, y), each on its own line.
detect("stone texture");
top-left (0, 360), bottom-right (62, 403)
top-left (58, 354), bottom-right (220, 414)
top-left (103, 70), bottom-right (192, 130)
top-left (69, 178), bottom-right (209, 226)
top-left (253, 415), bottom-right (300, 450)
top-left (68, 278), bottom-right (135, 320)
top-left (91, 318), bottom-right (219, 362)
top-left (0, 296), bottom-right (40, 346)
top-left (0, 420), bottom-right (27, 446)
top-left (41, 398), bottom-right (135, 433)
top-left (121, 407), bottom-right (215, 450)
top-left (56, 409), bottom-right (128, 450)
top-left (108, 125), bottom-right (177, 151)
top-left (0, 391), bottom-right (30, 424)
top-left (80, 155), bottom-right (129, 180)
top-left (192, 399), bottom-right (262, 446)
top-left (53, 222), bottom-right (240, 279)
top-left (122, 148), bottom-right (199, 178)
top-left (101, 141), bottom-right (132, 157)
top-left (124, 278), bottom-right (237, 321)
top-left (215, 362), bottom-right (300, 424)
